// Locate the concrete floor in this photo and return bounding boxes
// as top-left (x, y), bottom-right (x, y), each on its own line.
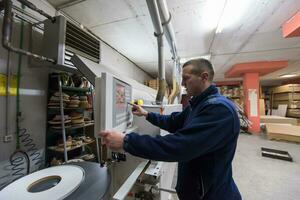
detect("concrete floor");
top-left (170, 133), bottom-right (300, 200)
top-left (233, 133), bottom-right (300, 200)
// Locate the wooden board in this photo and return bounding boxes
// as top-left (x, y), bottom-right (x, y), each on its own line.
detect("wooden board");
top-left (271, 84), bottom-right (300, 94)
top-left (260, 99), bottom-right (265, 116)
top-left (273, 100), bottom-right (300, 109)
top-left (274, 93), bottom-right (300, 101)
top-left (287, 109), bottom-right (300, 118)
top-left (261, 115), bottom-right (298, 125)
top-left (266, 124), bottom-right (300, 143)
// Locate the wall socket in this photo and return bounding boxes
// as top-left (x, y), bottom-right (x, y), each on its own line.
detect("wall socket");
top-left (4, 134), bottom-right (13, 143)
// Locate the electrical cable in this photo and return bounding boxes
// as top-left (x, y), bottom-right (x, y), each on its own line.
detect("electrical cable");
top-left (5, 50), bottom-right (10, 138)
top-left (9, 3), bottom-right (30, 178)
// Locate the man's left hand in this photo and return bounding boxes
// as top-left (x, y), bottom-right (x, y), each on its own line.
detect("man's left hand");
top-left (98, 130), bottom-right (125, 152)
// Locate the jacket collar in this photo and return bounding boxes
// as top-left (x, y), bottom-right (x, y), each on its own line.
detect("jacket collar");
top-left (189, 84), bottom-right (219, 108)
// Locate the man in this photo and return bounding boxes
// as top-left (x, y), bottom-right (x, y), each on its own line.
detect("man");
top-left (99, 58), bottom-right (241, 200)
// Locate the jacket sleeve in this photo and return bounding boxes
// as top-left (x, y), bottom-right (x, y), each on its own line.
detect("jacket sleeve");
top-left (146, 106), bottom-right (189, 133)
top-left (124, 104), bottom-right (238, 162)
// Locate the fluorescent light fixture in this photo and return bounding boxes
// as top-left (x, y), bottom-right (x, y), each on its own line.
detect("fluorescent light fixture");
top-left (180, 54), bottom-right (211, 64)
top-left (279, 74), bottom-right (298, 78)
top-left (215, 0), bottom-right (252, 34)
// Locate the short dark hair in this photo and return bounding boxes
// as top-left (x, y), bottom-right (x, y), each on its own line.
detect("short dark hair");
top-left (182, 58), bottom-right (214, 81)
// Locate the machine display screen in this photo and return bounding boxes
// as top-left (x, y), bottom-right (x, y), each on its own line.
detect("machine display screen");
top-left (113, 78), bottom-right (131, 128)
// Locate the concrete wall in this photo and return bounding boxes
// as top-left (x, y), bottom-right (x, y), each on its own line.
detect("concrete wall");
top-left (0, 0), bottom-right (155, 189)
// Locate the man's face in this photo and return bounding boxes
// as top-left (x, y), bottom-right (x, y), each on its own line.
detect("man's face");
top-left (181, 64), bottom-right (208, 96)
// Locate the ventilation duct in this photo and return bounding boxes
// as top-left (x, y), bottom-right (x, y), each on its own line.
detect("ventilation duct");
top-left (65, 21), bottom-right (100, 64)
top-left (146, 0), bottom-right (180, 104)
top-left (35, 15), bottom-right (100, 75)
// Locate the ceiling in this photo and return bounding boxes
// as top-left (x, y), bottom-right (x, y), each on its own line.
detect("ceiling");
top-left (47, 0), bottom-right (300, 85)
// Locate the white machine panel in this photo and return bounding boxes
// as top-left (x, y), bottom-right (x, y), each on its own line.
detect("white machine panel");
top-left (94, 72), bottom-right (133, 136)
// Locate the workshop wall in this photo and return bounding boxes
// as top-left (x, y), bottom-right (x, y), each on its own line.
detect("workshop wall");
top-left (0, 0), bottom-right (154, 188)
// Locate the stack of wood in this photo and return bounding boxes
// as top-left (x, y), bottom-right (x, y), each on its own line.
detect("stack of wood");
top-left (266, 123), bottom-right (300, 143)
top-left (270, 84), bottom-right (300, 119)
top-left (144, 79), bottom-right (171, 97)
top-left (218, 85), bottom-right (244, 108)
top-left (146, 79), bottom-right (159, 90)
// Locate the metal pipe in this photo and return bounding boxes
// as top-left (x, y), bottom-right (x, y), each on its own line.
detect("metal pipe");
top-left (2, 0), bottom-right (56, 63)
top-left (156, 187), bottom-right (177, 194)
top-left (13, 4), bottom-right (44, 24)
top-left (150, 185), bottom-right (177, 194)
top-left (156, 35), bottom-right (166, 104)
top-left (146, 0), bottom-right (164, 36)
top-left (157, 36), bottom-right (165, 79)
top-left (146, 0), bottom-right (166, 104)
top-left (168, 60), bottom-right (180, 104)
top-left (157, 0), bottom-right (178, 60)
top-left (16, 0), bottom-right (55, 22)
top-left (157, 0), bottom-right (181, 104)
top-left (58, 77), bottom-right (68, 162)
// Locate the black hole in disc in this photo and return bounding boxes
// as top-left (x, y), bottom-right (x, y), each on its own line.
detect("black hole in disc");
top-left (27, 176), bottom-right (61, 193)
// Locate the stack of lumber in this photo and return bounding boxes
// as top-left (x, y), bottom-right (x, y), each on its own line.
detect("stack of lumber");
top-left (144, 79), bottom-right (171, 97)
top-left (260, 115), bottom-right (298, 125)
top-left (265, 123), bottom-right (300, 143)
top-left (270, 84), bottom-right (300, 118)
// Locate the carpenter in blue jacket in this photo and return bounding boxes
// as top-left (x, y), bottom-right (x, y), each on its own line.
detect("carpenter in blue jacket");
top-left (100, 58), bottom-right (241, 200)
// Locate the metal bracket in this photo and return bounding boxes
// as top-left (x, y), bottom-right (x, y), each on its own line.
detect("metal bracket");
top-left (162, 12), bottom-right (172, 26)
top-left (113, 160), bottom-right (150, 200)
top-left (144, 161), bottom-right (163, 178)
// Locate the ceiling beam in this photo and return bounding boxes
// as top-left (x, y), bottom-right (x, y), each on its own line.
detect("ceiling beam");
top-left (225, 61), bottom-right (288, 78)
top-left (282, 11), bottom-right (300, 38)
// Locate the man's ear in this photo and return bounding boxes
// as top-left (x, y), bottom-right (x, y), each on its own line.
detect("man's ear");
top-left (201, 72), bottom-right (209, 81)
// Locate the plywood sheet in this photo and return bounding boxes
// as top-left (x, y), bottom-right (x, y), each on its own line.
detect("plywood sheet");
top-left (266, 123), bottom-right (300, 143)
top-left (287, 109), bottom-right (300, 118)
top-left (273, 101), bottom-right (300, 109)
top-left (271, 84), bottom-right (300, 94)
top-left (274, 93), bottom-right (300, 101)
top-left (260, 99), bottom-right (266, 115)
top-left (261, 115), bottom-right (298, 125)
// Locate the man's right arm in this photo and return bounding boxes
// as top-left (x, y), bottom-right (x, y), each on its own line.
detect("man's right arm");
top-left (146, 107), bottom-right (189, 133)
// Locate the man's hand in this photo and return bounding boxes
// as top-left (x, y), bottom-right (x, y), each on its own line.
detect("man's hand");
top-left (131, 104), bottom-right (148, 117)
top-left (98, 130), bottom-right (125, 152)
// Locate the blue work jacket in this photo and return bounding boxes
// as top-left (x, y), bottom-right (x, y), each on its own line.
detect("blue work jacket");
top-left (124, 85), bottom-right (242, 200)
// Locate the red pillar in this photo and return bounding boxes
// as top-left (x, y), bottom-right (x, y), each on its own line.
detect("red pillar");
top-left (243, 73), bottom-right (260, 134)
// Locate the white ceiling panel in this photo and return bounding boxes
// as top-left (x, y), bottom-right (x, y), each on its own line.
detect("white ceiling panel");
top-left (211, 54), bottom-right (233, 73)
top-left (47, 0), bottom-right (71, 7)
top-left (230, 48), bottom-right (300, 65)
top-left (61, 0), bottom-right (142, 27)
top-left (91, 18), bottom-right (158, 63)
top-left (212, 47), bottom-right (300, 80)
top-left (262, 60), bottom-right (300, 80)
top-left (257, 0), bottom-right (300, 33)
top-left (211, 0), bottom-right (285, 54)
top-left (241, 30), bottom-right (300, 52)
top-left (170, 0), bottom-right (225, 57)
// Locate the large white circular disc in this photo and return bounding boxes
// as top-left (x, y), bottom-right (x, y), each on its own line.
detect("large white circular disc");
top-left (0, 165), bottom-right (84, 200)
